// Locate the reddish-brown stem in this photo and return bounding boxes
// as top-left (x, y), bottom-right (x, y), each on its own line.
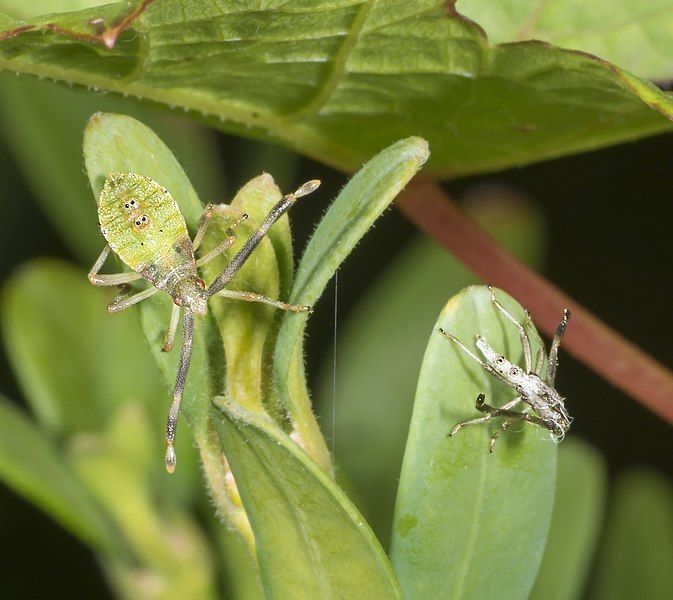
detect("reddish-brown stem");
top-left (398, 179), bottom-right (673, 426)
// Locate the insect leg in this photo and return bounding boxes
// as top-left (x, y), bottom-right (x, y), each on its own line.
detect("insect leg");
top-left (196, 214), bottom-right (248, 267)
top-left (484, 410), bottom-right (553, 452)
top-left (499, 395), bottom-right (523, 411)
top-left (206, 180), bottom-right (320, 298)
top-left (196, 234), bottom-right (236, 267)
top-left (196, 213), bottom-right (249, 267)
top-left (519, 309), bottom-right (547, 374)
top-left (88, 245), bottom-right (142, 287)
top-left (89, 245), bottom-right (110, 276)
top-left (438, 329), bottom-right (487, 367)
top-left (162, 304), bottom-right (181, 352)
top-left (165, 309), bottom-right (194, 473)
top-left (191, 203), bottom-right (214, 251)
top-left (215, 289), bottom-right (312, 312)
top-left (450, 392), bottom-right (524, 438)
top-left (475, 395), bottom-right (549, 450)
top-left (488, 286), bottom-right (532, 371)
top-left (449, 394), bottom-right (511, 436)
top-left (91, 271), bottom-right (142, 286)
top-left (547, 309), bottom-right (571, 385)
top-left (107, 286), bottom-right (158, 313)
top-left (488, 416), bottom-right (521, 452)
top-left (449, 414), bottom-right (493, 437)
top-left (475, 393), bottom-right (527, 418)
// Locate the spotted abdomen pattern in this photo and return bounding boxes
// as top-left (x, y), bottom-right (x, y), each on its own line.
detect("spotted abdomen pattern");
top-left (98, 173), bottom-right (195, 288)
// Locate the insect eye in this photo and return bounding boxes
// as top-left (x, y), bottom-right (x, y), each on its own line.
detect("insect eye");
top-left (124, 203), bottom-right (129, 209)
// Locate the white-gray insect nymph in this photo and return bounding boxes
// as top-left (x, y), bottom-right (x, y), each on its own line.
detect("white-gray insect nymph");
top-left (439, 286), bottom-right (572, 452)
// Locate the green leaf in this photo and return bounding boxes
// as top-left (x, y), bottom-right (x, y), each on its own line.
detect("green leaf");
top-left (0, 1), bottom-right (672, 176)
top-left (199, 175), bottom-right (290, 417)
top-left (0, 0), bottom-right (112, 18)
top-left (69, 403), bottom-right (218, 600)
top-left (590, 469), bottom-right (673, 600)
top-left (274, 136), bottom-right (429, 473)
top-left (315, 192), bottom-right (546, 544)
top-left (530, 437), bottom-right (607, 600)
top-left (1, 259), bottom-right (165, 436)
top-left (227, 173), bottom-right (294, 300)
top-left (458, 0), bottom-right (673, 82)
top-left (213, 525), bottom-right (266, 600)
top-left (0, 74), bottom-right (225, 263)
top-left (1, 258), bottom-right (200, 503)
top-left (0, 394), bottom-right (123, 555)
top-left (213, 397), bottom-right (403, 600)
top-left (391, 285), bottom-right (557, 599)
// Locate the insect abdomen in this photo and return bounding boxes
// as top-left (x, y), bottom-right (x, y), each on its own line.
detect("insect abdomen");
top-left (98, 173), bottom-right (191, 274)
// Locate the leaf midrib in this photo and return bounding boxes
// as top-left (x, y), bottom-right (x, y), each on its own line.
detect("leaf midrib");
top-left (288, 0), bottom-right (374, 120)
top-left (244, 425), bottom-right (331, 598)
top-left (451, 434), bottom-right (489, 599)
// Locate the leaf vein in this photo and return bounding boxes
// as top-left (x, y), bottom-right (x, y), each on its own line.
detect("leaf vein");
top-left (286, 0), bottom-right (374, 119)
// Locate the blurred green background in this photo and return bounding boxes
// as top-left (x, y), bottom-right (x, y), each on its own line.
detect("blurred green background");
top-left (0, 74), bottom-right (673, 598)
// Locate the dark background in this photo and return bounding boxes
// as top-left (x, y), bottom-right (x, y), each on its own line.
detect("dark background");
top-left (1, 124), bottom-right (672, 597)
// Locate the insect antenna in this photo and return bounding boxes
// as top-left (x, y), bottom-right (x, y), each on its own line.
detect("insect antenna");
top-left (206, 180), bottom-right (320, 297)
top-left (547, 309), bottom-right (571, 385)
top-left (165, 309), bottom-right (194, 473)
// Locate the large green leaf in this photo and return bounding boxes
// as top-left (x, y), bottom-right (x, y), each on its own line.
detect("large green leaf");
top-left (273, 136), bottom-right (429, 474)
top-left (590, 469), bottom-right (673, 600)
top-left (530, 437), bottom-right (607, 600)
top-left (0, 0), bottom-right (111, 17)
top-left (69, 402), bottom-right (218, 600)
top-left (1, 259), bottom-right (200, 503)
top-left (213, 525), bottom-right (265, 600)
top-left (459, 0), bottom-right (673, 81)
top-left (1, 259), bottom-right (164, 436)
top-left (213, 397), bottom-right (402, 599)
top-left (315, 192), bottom-right (545, 544)
top-left (0, 394), bottom-right (123, 555)
top-left (0, 1), bottom-right (672, 176)
top-left (391, 286), bottom-right (557, 599)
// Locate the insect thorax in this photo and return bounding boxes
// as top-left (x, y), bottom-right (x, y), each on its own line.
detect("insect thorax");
top-left (476, 336), bottom-right (572, 436)
top-left (172, 276), bottom-right (208, 314)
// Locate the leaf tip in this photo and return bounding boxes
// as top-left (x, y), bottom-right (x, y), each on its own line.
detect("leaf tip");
top-left (439, 285), bottom-right (475, 319)
top-left (84, 111), bottom-right (114, 140)
top-left (403, 136), bottom-right (431, 165)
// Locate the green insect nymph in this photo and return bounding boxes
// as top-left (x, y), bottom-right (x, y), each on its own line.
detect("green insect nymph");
top-left (89, 172), bottom-right (320, 473)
